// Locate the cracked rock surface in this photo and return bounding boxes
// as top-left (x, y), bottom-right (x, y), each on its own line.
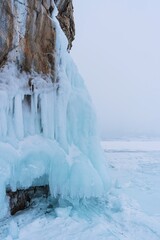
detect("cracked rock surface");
top-left (0, 0), bottom-right (75, 78)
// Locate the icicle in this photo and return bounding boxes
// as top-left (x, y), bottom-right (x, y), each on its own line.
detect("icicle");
top-left (14, 94), bottom-right (24, 139)
top-left (0, 181), bottom-right (8, 217)
top-left (47, 91), bottom-right (55, 139)
top-left (39, 93), bottom-right (49, 137)
top-left (0, 91), bottom-right (8, 139)
top-left (30, 94), bottom-right (36, 135)
top-left (34, 93), bottom-right (41, 134)
top-left (7, 98), bottom-right (15, 139)
top-left (34, 93), bottom-right (38, 115)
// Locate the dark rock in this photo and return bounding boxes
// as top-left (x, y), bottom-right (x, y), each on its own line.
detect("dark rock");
top-left (6, 186), bottom-right (49, 215)
top-left (56, 0), bottom-right (75, 50)
top-left (0, 0), bottom-right (14, 67)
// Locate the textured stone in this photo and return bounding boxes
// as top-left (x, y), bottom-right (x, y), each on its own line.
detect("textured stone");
top-left (7, 186), bottom-right (49, 215)
top-left (56, 0), bottom-right (75, 50)
top-left (0, 0), bottom-right (75, 76)
top-left (22, 0), bottom-right (56, 76)
top-left (0, 0), bottom-right (14, 67)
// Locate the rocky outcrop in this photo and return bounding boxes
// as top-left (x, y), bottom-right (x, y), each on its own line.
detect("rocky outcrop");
top-left (7, 186), bottom-right (49, 215)
top-left (0, 0), bottom-right (75, 78)
top-left (56, 0), bottom-right (75, 50)
top-left (0, 1), bottom-right (14, 67)
top-left (22, 0), bottom-right (56, 75)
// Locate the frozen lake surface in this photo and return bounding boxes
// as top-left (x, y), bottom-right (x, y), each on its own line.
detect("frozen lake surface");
top-left (1, 141), bottom-right (160, 240)
top-left (102, 141), bottom-right (160, 215)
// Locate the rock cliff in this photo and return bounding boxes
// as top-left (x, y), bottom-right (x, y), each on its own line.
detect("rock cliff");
top-left (0, 0), bottom-right (109, 217)
top-left (0, 0), bottom-right (75, 77)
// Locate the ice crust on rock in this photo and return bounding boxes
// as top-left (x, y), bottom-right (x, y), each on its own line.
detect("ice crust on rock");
top-left (0, 6), bottom-right (110, 217)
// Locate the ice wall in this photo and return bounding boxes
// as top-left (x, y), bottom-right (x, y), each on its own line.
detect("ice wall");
top-left (0, 5), bottom-right (110, 217)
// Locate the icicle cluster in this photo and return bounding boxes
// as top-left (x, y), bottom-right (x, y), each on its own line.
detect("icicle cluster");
top-left (0, 5), bottom-right (110, 217)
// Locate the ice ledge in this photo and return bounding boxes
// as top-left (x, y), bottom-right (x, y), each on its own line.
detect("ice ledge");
top-left (0, 135), bottom-right (109, 215)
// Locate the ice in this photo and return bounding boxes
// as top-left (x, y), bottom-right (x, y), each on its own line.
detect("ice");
top-left (0, 91), bottom-right (8, 137)
top-left (14, 95), bottom-right (24, 139)
top-left (1, 143), bottom-right (160, 240)
top-left (9, 220), bottom-right (19, 239)
top-left (55, 206), bottom-right (72, 218)
top-left (0, 4), bottom-right (110, 218)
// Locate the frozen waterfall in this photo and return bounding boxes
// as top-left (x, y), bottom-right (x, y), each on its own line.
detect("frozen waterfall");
top-left (0, 6), bottom-right (110, 217)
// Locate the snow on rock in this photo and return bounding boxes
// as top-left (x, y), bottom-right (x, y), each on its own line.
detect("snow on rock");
top-left (0, 4), bottom-right (110, 218)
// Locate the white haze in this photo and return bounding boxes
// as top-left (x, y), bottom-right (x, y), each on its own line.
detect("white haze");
top-left (71, 0), bottom-right (160, 140)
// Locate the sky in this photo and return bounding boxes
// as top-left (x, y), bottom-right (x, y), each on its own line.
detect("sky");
top-left (71, 0), bottom-right (160, 140)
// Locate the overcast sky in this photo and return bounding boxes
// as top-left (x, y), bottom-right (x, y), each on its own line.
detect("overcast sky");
top-left (71, 0), bottom-right (160, 140)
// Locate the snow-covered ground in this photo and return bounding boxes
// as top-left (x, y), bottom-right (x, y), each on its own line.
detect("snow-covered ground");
top-left (1, 141), bottom-right (160, 240)
top-left (101, 140), bottom-right (160, 152)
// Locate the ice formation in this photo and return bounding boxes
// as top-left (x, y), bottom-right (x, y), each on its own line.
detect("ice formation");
top-left (0, 5), bottom-right (110, 217)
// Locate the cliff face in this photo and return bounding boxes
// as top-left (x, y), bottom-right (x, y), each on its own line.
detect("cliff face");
top-left (0, 0), bottom-right (109, 218)
top-left (0, 0), bottom-right (75, 78)
top-left (56, 0), bottom-right (75, 50)
top-left (0, 1), bottom-right (75, 214)
top-left (0, 1), bottom-right (14, 68)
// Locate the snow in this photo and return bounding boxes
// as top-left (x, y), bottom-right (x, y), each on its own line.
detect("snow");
top-left (101, 140), bottom-right (160, 152)
top-left (9, 220), bottom-right (19, 239)
top-left (0, 4), bottom-right (110, 217)
top-left (55, 206), bottom-right (72, 218)
top-left (1, 140), bottom-right (160, 240)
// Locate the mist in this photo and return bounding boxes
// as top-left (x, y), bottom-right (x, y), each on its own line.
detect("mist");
top-left (71, 0), bottom-right (160, 140)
